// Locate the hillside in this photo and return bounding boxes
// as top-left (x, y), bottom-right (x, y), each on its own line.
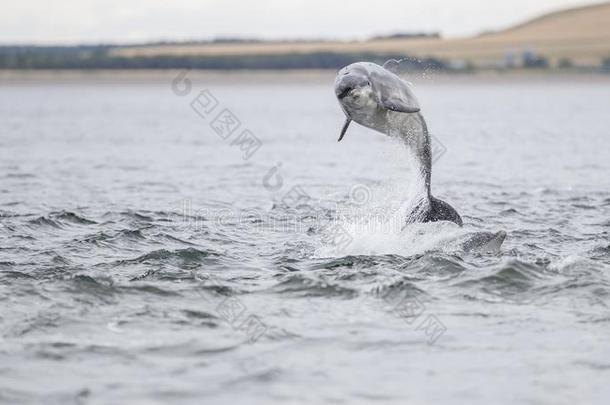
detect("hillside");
top-left (111, 2), bottom-right (610, 66)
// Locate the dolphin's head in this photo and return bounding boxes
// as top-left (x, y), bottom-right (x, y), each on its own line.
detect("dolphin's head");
top-left (334, 64), bottom-right (378, 114)
top-left (334, 61), bottom-right (421, 142)
top-left (334, 63), bottom-right (380, 141)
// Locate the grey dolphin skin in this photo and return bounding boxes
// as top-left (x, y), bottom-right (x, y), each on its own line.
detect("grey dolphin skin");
top-left (334, 60), bottom-right (463, 227)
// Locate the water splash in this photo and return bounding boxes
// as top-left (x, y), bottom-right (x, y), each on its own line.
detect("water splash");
top-left (317, 144), bottom-right (470, 257)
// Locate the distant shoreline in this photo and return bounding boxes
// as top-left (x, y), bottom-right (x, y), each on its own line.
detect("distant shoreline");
top-left (2, 68), bottom-right (609, 85)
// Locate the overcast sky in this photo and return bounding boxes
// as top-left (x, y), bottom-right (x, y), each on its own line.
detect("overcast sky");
top-left (0, 0), bottom-right (602, 45)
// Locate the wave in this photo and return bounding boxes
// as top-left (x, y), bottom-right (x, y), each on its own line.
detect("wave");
top-left (27, 211), bottom-right (97, 229)
top-left (0, 270), bottom-right (35, 280)
top-left (270, 274), bottom-right (358, 298)
top-left (115, 247), bottom-right (220, 266)
top-left (79, 229), bottom-right (148, 246)
top-left (448, 259), bottom-right (584, 302)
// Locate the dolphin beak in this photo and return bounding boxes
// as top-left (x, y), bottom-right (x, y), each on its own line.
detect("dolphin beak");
top-left (338, 118), bottom-right (351, 142)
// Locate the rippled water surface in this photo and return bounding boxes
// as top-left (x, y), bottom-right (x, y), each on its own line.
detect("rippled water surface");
top-left (1, 72), bottom-right (609, 404)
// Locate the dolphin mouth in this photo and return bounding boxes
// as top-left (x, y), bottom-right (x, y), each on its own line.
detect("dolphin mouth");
top-left (337, 87), bottom-right (351, 99)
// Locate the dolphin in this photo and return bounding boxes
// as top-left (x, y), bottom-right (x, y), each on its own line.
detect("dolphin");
top-left (334, 60), bottom-right (462, 226)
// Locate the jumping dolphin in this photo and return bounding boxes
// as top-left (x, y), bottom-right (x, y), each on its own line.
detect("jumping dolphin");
top-left (334, 60), bottom-right (462, 226)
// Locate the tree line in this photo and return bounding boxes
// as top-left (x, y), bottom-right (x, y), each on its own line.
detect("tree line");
top-left (0, 46), bottom-right (448, 70)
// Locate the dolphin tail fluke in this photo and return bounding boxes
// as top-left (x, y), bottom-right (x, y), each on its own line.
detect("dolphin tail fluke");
top-left (423, 197), bottom-right (463, 226)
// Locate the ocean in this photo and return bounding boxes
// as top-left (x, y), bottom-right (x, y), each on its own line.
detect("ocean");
top-left (1, 71), bottom-right (609, 404)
